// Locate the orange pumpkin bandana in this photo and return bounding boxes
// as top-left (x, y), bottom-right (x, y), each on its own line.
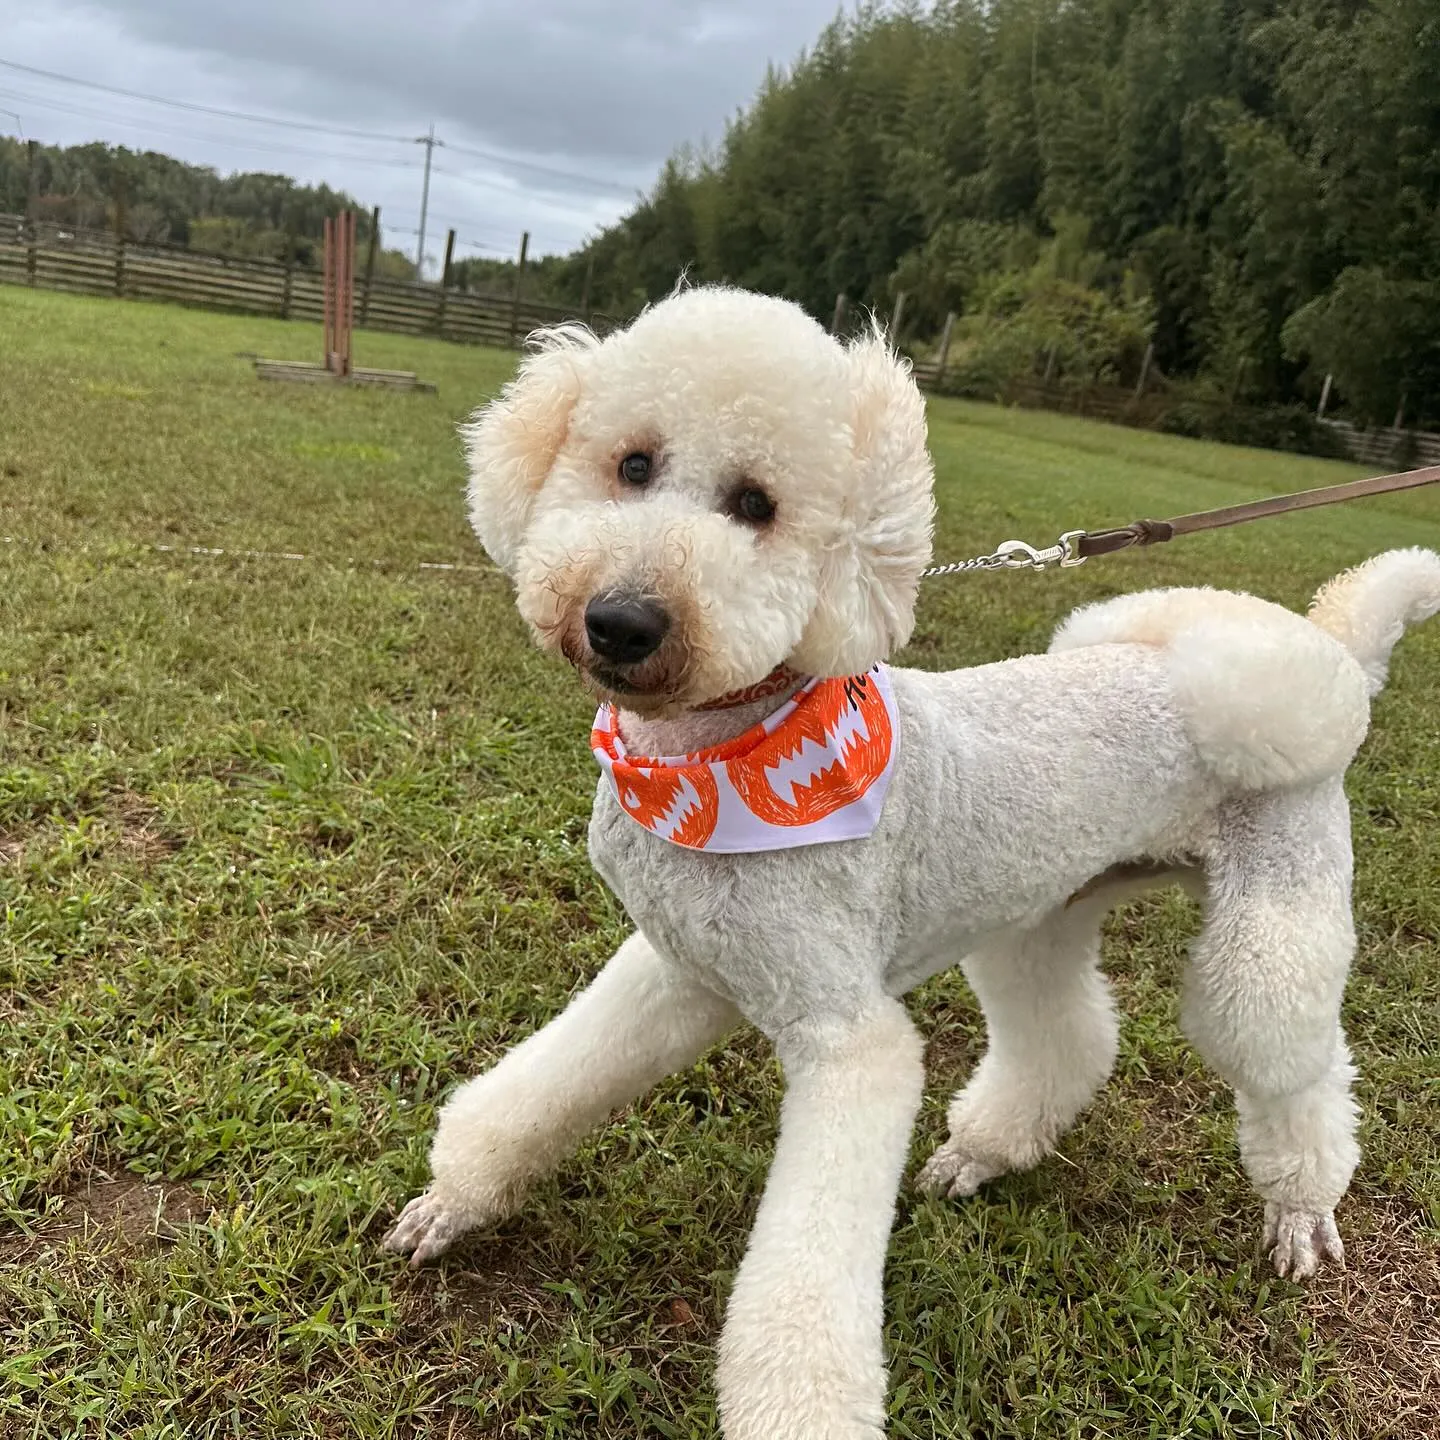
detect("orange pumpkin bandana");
top-left (590, 665), bottom-right (899, 852)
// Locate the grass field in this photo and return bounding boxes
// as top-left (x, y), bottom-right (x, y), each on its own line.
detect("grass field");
top-left (1, 284), bottom-right (1437, 1440)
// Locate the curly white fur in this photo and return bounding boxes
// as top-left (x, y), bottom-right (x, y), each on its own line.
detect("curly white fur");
top-left (387, 284), bottom-right (1440, 1440)
top-left (1051, 586), bottom-right (1373, 788)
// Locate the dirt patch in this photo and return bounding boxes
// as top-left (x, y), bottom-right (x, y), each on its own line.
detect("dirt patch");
top-left (391, 1232), bottom-right (572, 1338)
top-left (918, 994), bottom-right (982, 1085)
top-left (0, 795), bottom-right (181, 871)
top-left (106, 791), bottom-right (184, 865)
top-left (1, 1169), bottom-right (209, 1264)
top-left (0, 823), bottom-right (39, 865)
top-left (1302, 1199), bottom-right (1440, 1438)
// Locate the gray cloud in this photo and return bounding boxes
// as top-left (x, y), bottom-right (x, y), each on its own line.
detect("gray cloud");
top-left (0, 0), bottom-right (851, 259)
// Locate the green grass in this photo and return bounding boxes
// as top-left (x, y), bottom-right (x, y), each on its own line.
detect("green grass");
top-left (1, 285), bottom-right (1437, 1440)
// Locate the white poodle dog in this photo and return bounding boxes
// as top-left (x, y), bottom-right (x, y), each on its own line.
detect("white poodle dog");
top-left (386, 285), bottom-right (1440, 1439)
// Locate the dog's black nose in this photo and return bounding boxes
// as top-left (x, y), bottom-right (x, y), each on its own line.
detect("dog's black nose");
top-left (584, 595), bottom-right (671, 664)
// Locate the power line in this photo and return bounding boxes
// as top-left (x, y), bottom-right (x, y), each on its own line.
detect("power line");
top-left (0, 85), bottom-right (423, 173)
top-left (430, 163), bottom-right (629, 213)
top-left (414, 210), bottom-right (519, 246)
top-left (443, 140), bottom-right (637, 195)
top-left (0, 55), bottom-right (412, 144)
top-left (1, 55), bottom-right (643, 196)
top-left (2, 56), bottom-right (637, 259)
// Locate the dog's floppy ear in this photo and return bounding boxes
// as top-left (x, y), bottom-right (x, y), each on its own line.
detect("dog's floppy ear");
top-left (461, 325), bottom-right (597, 574)
top-left (791, 323), bottom-right (935, 676)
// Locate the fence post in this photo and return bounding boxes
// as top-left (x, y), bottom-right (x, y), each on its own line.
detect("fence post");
top-left (322, 215), bottom-right (334, 370)
top-left (888, 290), bottom-right (906, 341)
top-left (24, 139), bottom-right (39, 285)
top-left (25, 139), bottom-right (39, 219)
top-left (1393, 392), bottom-right (1407, 432)
top-left (435, 228), bottom-right (457, 334)
top-left (936, 311), bottom-right (955, 383)
top-left (508, 230), bottom-right (530, 345)
top-left (440, 228), bottom-right (456, 289)
top-left (831, 292), bottom-right (848, 336)
top-left (1132, 341), bottom-right (1153, 402)
top-left (1316, 372), bottom-right (1332, 420)
top-left (280, 246), bottom-right (295, 320)
top-left (112, 168), bottom-right (127, 297)
top-left (361, 206), bottom-right (379, 326)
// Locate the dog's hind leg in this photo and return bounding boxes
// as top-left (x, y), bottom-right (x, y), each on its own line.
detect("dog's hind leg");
top-left (916, 888), bottom-right (1128, 1199)
top-left (385, 931), bottom-right (739, 1264)
top-left (1181, 784), bottom-right (1359, 1281)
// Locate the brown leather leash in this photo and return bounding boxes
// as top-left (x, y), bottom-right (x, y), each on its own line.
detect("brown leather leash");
top-left (922, 463), bottom-right (1440, 577)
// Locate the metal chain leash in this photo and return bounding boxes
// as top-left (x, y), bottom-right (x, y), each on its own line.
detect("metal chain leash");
top-left (921, 530), bottom-right (1089, 578)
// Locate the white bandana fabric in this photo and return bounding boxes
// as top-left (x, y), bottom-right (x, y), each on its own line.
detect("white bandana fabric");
top-left (590, 664), bottom-right (900, 853)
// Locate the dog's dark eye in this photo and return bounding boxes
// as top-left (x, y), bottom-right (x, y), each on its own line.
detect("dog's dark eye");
top-left (619, 452), bottom-right (652, 486)
top-left (730, 486), bottom-right (776, 525)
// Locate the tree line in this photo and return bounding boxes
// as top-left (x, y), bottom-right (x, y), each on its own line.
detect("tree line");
top-left (5, 2), bottom-right (1437, 430)
top-left (551, 0), bottom-right (1440, 429)
top-left (0, 138), bottom-right (417, 278)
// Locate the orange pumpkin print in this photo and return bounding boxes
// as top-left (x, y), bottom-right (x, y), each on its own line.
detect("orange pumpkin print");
top-left (592, 719), bottom-right (721, 847)
top-left (726, 670), bottom-right (892, 827)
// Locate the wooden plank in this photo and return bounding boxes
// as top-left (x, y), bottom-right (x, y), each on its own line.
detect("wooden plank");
top-left (124, 275), bottom-right (282, 306)
top-left (124, 264), bottom-right (282, 298)
top-left (32, 249), bottom-right (114, 274)
top-left (253, 357), bottom-right (435, 393)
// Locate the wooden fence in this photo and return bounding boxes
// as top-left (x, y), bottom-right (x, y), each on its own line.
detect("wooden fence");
top-left (912, 355), bottom-right (1440, 468)
top-left (0, 214), bottom-right (615, 348)
top-left (8, 226), bottom-right (1437, 469)
top-left (1319, 418), bottom-right (1440, 468)
top-left (910, 363), bottom-right (1172, 427)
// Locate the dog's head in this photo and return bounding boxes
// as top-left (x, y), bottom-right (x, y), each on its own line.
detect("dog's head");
top-left (463, 286), bottom-right (934, 714)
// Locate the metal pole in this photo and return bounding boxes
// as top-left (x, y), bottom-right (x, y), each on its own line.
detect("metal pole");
top-left (414, 123), bottom-right (440, 281)
top-left (889, 290), bottom-right (906, 341)
top-left (1132, 341), bottom-right (1154, 401)
top-left (936, 312), bottom-right (955, 380)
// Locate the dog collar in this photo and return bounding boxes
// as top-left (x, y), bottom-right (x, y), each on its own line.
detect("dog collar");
top-left (591, 664), bottom-right (899, 852)
top-left (693, 664), bottom-right (803, 711)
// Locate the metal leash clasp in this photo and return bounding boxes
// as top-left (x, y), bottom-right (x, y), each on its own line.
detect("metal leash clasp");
top-left (990, 530), bottom-right (1089, 571)
top-left (920, 529), bottom-right (1089, 579)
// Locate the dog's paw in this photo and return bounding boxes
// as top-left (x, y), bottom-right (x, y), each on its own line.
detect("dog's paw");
top-left (915, 1142), bottom-right (1005, 1200)
top-left (383, 1190), bottom-right (474, 1267)
top-left (1264, 1202), bottom-right (1344, 1281)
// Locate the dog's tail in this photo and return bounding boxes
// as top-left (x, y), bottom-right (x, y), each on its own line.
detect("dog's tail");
top-left (1307, 548), bottom-right (1440, 696)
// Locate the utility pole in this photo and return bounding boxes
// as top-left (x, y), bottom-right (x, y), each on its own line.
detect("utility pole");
top-left (413, 123), bottom-right (441, 281)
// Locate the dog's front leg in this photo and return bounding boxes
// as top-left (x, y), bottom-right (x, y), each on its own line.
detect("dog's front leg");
top-left (717, 999), bottom-right (924, 1440)
top-left (386, 931), bottom-right (738, 1264)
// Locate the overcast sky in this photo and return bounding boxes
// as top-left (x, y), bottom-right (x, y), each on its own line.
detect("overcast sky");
top-left (0, 0), bottom-right (853, 270)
